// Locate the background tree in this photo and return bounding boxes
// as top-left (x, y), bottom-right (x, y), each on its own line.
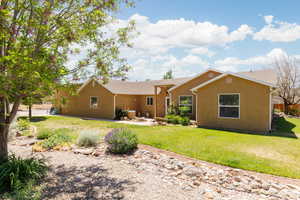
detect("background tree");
top-left (274, 55), bottom-right (300, 114)
top-left (0, 0), bottom-right (135, 161)
top-left (22, 94), bottom-right (44, 121)
top-left (163, 70), bottom-right (174, 79)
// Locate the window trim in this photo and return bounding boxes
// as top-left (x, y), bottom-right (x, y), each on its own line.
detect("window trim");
top-left (178, 95), bottom-right (193, 114)
top-left (90, 96), bottom-right (99, 109)
top-left (218, 93), bottom-right (240, 119)
top-left (146, 96), bottom-right (154, 106)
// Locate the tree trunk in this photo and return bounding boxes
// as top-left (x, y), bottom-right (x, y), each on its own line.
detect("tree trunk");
top-left (29, 104), bottom-right (32, 121)
top-left (284, 102), bottom-right (289, 114)
top-left (0, 123), bottom-right (9, 163)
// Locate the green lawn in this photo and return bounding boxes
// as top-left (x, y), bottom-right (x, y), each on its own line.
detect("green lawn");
top-left (29, 115), bottom-right (300, 179)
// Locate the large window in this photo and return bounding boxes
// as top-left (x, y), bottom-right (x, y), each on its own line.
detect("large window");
top-left (90, 96), bottom-right (98, 108)
top-left (218, 94), bottom-right (240, 118)
top-left (179, 96), bottom-right (193, 114)
top-left (146, 96), bottom-right (153, 105)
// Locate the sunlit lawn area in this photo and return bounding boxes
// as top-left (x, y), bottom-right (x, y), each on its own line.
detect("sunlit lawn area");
top-left (29, 115), bottom-right (300, 179)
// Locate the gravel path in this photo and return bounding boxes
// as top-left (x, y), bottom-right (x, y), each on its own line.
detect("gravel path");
top-left (8, 141), bottom-right (300, 200)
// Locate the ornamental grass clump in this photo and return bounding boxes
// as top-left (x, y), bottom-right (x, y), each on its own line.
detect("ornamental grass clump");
top-left (40, 132), bottom-right (72, 150)
top-left (77, 130), bottom-right (100, 147)
top-left (0, 154), bottom-right (48, 193)
top-left (105, 128), bottom-right (138, 154)
top-left (36, 129), bottom-right (53, 140)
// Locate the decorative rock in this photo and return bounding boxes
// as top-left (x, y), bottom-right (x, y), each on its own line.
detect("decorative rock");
top-left (234, 176), bottom-right (242, 182)
top-left (182, 166), bottom-right (203, 177)
top-left (73, 148), bottom-right (93, 155)
top-left (268, 187), bottom-right (278, 196)
top-left (193, 180), bottom-right (201, 186)
top-left (19, 138), bottom-right (38, 146)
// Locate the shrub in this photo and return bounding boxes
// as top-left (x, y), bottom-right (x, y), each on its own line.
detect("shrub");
top-left (179, 116), bottom-right (190, 126)
top-left (36, 129), bottom-right (53, 139)
top-left (165, 114), bottom-right (181, 124)
top-left (179, 106), bottom-right (191, 117)
top-left (105, 128), bottom-right (138, 154)
top-left (41, 132), bottom-right (72, 149)
top-left (0, 154), bottom-right (47, 193)
top-left (17, 118), bottom-right (30, 131)
top-left (115, 108), bottom-right (128, 120)
top-left (77, 130), bottom-right (100, 147)
top-left (288, 108), bottom-right (300, 116)
top-left (165, 114), bottom-right (190, 126)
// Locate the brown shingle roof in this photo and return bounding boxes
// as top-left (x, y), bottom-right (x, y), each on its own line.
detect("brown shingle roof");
top-left (237, 68), bottom-right (277, 85)
top-left (93, 68), bottom-right (278, 95)
top-left (104, 77), bottom-right (191, 95)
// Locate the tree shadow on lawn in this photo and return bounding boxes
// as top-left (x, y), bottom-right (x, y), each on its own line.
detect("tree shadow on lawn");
top-left (42, 164), bottom-right (135, 200)
top-left (272, 117), bottom-right (298, 139)
top-left (19, 116), bottom-right (48, 122)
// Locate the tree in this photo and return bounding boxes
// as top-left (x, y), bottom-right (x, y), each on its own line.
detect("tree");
top-left (0, 0), bottom-right (135, 161)
top-left (22, 94), bottom-right (44, 121)
top-left (163, 69), bottom-right (174, 79)
top-left (274, 55), bottom-right (300, 114)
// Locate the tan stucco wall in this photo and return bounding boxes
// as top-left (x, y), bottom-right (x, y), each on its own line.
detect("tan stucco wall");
top-left (58, 80), bottom-right (115, 119)
top-left (115, 95), bottom-right (138, 111)
top-left (136, 95), bottom-right (155, 117)
top-left (155, 86), bottom-right (172, 117)
top-left (170, 70), bottom-right (222, 119)
top-left (115, 94), bottom-right (155, 118)
top-left (195, 75), bottom-right (271, 133)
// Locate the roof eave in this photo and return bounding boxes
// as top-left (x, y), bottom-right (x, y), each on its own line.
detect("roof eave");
top-left (191, 72), bottom-right (276, 92)
top-left (168, 68), bottom-right (225, 92)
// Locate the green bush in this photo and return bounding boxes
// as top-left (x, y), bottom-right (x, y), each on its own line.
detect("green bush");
top-left (288, 108), bottom-right (300, 116)
top-left (165, 114), bottom-right (190, 126)
top-left (77, 130), bottom-right (100, 147)
top-left (36, 129), bottom-right (53, 139)
top-left (179, 106), bottom-right (191, 117)
top-left (105, 128), bottom-right (138, 154)
top-left (0, 154), bottom-right (47, 194)
top-left (41, 132), bottom-right (72, 149)
top-left (165, 114), bottom-right (181, 124)
top-left (179, 116), bottom-right (190, 126)
top-left (274, 108), bottom-right (281, 113)
top-left (17, 118), bottom-right (30, 131)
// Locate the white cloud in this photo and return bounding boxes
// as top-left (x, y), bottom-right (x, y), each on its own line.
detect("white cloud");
top-left (264, 15), bottom-right (274, 24)
top-left (120, 14), bottom-right (253, 55)
top-left (187, 47), bottom-right (215, 57)
top-left (128, 54), bottom-right (209, 80)
top-left (214, 48), bottom-right (291, 71)
top-left (254, 16), bottom-right (300, 42)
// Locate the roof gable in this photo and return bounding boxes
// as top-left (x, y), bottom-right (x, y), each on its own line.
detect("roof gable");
top-left (191, 72), bottom-right (276, 92)
top-left (168, 68), bottom-right (224, 92)
top-left (77, 78), bottom-right (114, 94)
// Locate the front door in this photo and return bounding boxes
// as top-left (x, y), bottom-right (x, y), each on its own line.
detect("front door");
top-left (165, 97), bottom-right (170, 115)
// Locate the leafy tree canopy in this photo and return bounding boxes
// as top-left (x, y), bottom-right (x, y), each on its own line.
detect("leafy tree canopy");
top-left (0, 0), bottom-right (135, 158)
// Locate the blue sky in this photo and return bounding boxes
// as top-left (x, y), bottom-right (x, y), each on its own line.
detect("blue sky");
top-left (112, 0), bottom-right (300, 80)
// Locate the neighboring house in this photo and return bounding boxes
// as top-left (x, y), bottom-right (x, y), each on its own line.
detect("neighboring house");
top-left (55, 68), bottom-right (277, 133)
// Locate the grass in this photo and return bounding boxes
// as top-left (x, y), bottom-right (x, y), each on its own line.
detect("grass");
top-left (29, 115), bottom-right (300, 179)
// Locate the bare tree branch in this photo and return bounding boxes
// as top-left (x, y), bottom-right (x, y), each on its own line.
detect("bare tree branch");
top-left (274, 55), bottom-right (300, 114)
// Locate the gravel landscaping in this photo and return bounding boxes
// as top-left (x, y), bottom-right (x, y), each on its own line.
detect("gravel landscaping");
top-left (8, 137), bottom-right (300, 200)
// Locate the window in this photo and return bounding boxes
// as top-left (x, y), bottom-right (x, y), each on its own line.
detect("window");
top-left (179, 96), bottom-right (193, 114)
top-left (218, 94), bottom-right (239, 118)
top-left (146, 96), bottom-right (153, 106)
top-left (90, 97), bottom-right (98, 108)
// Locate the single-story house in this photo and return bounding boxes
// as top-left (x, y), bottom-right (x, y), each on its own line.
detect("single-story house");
top-left (55, 68), bottom-right (277, 133)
